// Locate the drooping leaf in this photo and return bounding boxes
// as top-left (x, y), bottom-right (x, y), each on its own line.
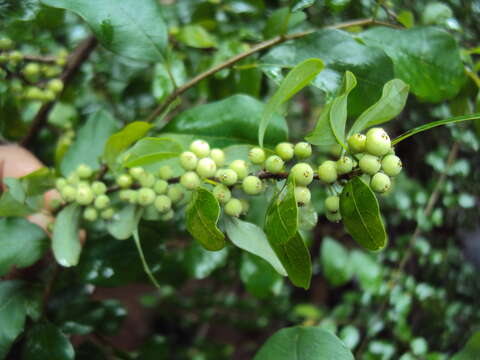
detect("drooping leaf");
top-left (22, 323), bottom-right (74, 360)
top-left (106, 205), bottom-right (144, 240)
top-left (122, 137), bottom-right (183, 168)
top-left (258, 58), bottom-right (324, 147)
top-left (321, 237), bottom-right (353, 287)
top-left (186, 188), bottom-right (225, 251)
top-left (254, 326), bottom-right (354, 360)
top-left (360, 26), bottom-right (465, 102)
top-left (52, 203), bottom-right (82, 267)
top-left (340, 177), bottom-right (387, 251)
top-left (452, 331), bottom-right (480, 360)
top-left (41, 0), bottom-right (168, 62)
top-left (162, 94), bottom-right (289, 148)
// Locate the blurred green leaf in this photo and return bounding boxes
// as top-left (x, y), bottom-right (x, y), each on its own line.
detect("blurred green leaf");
top-left (183, 242), bottom-right (229, 279)
top-left (106, 205), bottom-right (143, 240)
top-left (240, 253), bottom-right (283, 298)
top-left (22, 322), bottom-right (74, 360)
top-left (177, 25), bottom-right (217, 48)
top-left (52, 203), bottom-right (82, 267)
top-left (350, 250), bottom-right (383, 291)
top-left (291, 0), bottom-right (316, 12)
top-left (152, 56), bottom-right (187, 102)
top-left (452, 332), bottom-right (480, 360)
top-left (321, 237), bottom-right (353, 287)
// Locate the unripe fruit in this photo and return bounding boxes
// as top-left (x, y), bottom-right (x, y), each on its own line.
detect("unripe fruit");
top-left (381, 154), bottom-right (402, 177)
top-left (94, 194), bottom-right (110, 210)
top-left (242, 176), bottom-right (263, 195)
top-left (326, 211), bottom-right (342, 223)
top-left (67, 173), bottom-right (79, 185)
top-left (153, 179), bottom-right (168, 194)
top-left (83, 207), bottom-right (98, 222)
top-left (167, 184), bottom-right (185, 203)
top-left (91, 181), bottom-right (107, 195)
top-left (190, 139), bottom-right (210, 158)
top-left (291, 163), bottom-right (314, 186)
top-left (117, 174), bottom-right (133, 188)
top-left (365, 128), bottom-right (391, 156)
top-left (23, 63), bottom-right (40, 79)
top-left (294, 186), bottom-right (311, 206)
top-left (154, 195), bottom-right (172, 213)
top-left (324, 196), bottom-right (340, 213)
top-left (139, 172), bottom-right (156, 188)
top-left (76, 164), bottom-right (93, 179)
top-left (275, 142), bottom-right (294, 161)
top-left (248, 147), bottom-right (266, 164)
top-left (119, 190), bottom-right (132, 202)
top-left (217, 169), bottom-right (238, 186)
top-left (129, 167), bottom-right (145, 180)
top-left (55, 178), bottom-right (67, 191)
top-left (158, 165), bottom-right (173, 180)
top-left (240, 199), bottom-right (250, 214)
top-left (229, 160), bottom-right (249, 180)
top-left (294, 142), bottom-right (312, 159)
top-left (336, 156), bottom-right (353, 175)
top-left (41, 90), bottom-right (55, 102)
top-left (196, 157), bottom-right (217, 178)
top-left (210, 149), bottom-right (225, 167)
top-left (347, 133), bottom-right (366, 153)
top-left (181, 171), bottom-right (201, 190)
top-left (101, 208), bottom-right (115, 220)
top-left (224, 198), bottom-right (243, 217)
top-left (179, 151), bottom-right (198, 170)
top-left (160, 209), bottom-right (175, 221)
top-left (9, 51), bottom-right (23, 64)
top-left (318, 160), bottom-right (337, 183)
top-left (359, 154), bottom-right (381, 175)
top-left (47, 79), bottom-right (64, 94)
top-left (137, 188), bottom-right (156, 206)
top-left (265, 155), bottom-right (284, 173)
top-left (60, 185), bottom-right (77, 202)
top-left (213, 184), bottom-right (231, 203)
top-left (370, 172), bottom-right (391, 193)
top-left (76, 185), bottom-right (94, 205)
top-left (0, 38), bottom-right (13, 50)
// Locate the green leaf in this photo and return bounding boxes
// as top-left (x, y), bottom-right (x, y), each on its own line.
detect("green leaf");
top-left (122, 137), bottom-right (183, 168)
top-left (329, 71), bottom-right (357, 149)
top-left (304, 102), bottom-right (335, 148)
top-left (183, 242), bottom-right (229, 279)
top-left (22, 323), bottom-right (74, 360)
top-left (263, 8), bottom-right (305, 39)
top-left (340, 177), bottom-right (387, 251)
top-left (186, 188), bottom-right (225, 251)
top-left (240, 253), bottom-right (283, 299)
top-left (349, 79), bottom-right (409, 136)
top-left (103, 121), bottom-right (152, 171)
top-left (176, 25), bottom-right (217, 48)
top-left (360, 26), bottom-right (465, 102)
top-left (259, 58), bottom-right (324, 147)
top-left (264, 177), bottom-right (312, 289)
top-left (61, 110), bottom-right (119, 176)
top-left (452, 332), bottom-right (480, 360)
top-left (0, 185), bottom-right (34, 217)
top-left (19, 167), bottom-right (55, 196)
top-left (41, 0), bottom-right (168, 62)
top-left (152, 56), bottom-right (187, 102)
top-left (106, 205), bottom-right (144, 240)
top-left (0, 218), bottom-right (48, 276)
top-left (254, 326), bottom-right (354, 360)
top-left (321, 237), bottom-right (353, 287)
top-left (162, 94), bottom-right (289, 148)
top-left (224, 217), bottom-right (287, 276)
top-left (262, 29), bottom-right (394, 115)
top-left (52, 203), bottom-right (82, 267)
top-left (291, 0), bottom-right (316, 12)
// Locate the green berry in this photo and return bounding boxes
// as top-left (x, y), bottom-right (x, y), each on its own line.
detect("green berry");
top-left (347, 133), bottom-right (366, 153)
top-left (94, 194), bottom-right (110, 209)
top-left (91, 181), bottom-right (107, 195)
top-left (0, 37), bottom-right (13, 50)
top-left (117, 174), bottom-right (133, 188)
top-left (119, 190), bottom-right (132, 202)
top-left (181, 171), bottom-right (201, 190)
top-left (294, 142), bottom-right (312, 159)
top-left (83, 207), bottom-right (98, 222)
top-left (137, 188), bottom-right (156, 206)
top-left (55, 178), bottom-right (67, 191)
top-left (370, 172), bottom-right (391, 193)
top-left (318, 160), bottom-right (337, 183)
top-left (196, 157), bottom-right (217, 178)
top-left (60, 185), bottom-right (77, 202)
top-left (359, 154), bottom-right (381, 175)
top-left (229, 160), bottom-right (249, 180)
top-left (41, 89), bottom-right (55, 102)
top-left (180, 151), bottom-right (198, 170)
top-left (336, 156), bottom-right (353, 175)
top-left (326, 211), bottom-right (342, 223)
top-left (242, 176), bottom-right (263, 195)
top-left (9, 51), bottom-right (23, 64)
top-left (265, 155), bottom-right (284, 173)
top-left (129, 167), bottom-right (145, 180)
top-left (67, 173), bottom-right (79, 185)
top-left (324, 196), bottom-right (340, 213)
top-left (275, 142), bottom-right (294, 161)
top-left (76, 164), bottom-right (93, 179)
top-left (167, 184), bottom-right (184, 203)
top-left (210, 149), bottom-right (225, 167)
top-left (76, 185), bottom-right (94, 205)
top-left (213, 184), bottom-right (231, 204)
top-left (217, 169), bottom-right (238, 186)
top-left (154, 195), bottom-right (172, 213)
top-left (294, 186), bottom-right (311, 206)
top-left (158, 165), bottom-right (173, 180)
top-left (127, 190), bottom-right (139, 204)
top-left (23, 62), bottom-right (40, 79)
top-left (139, 172), bottom-right (156, 188)
top-left (365, 128), bottom-right (391, 156)
top-left (153, 179), bottom-right (168, 194)
top-left (101, 208), bottom-right (115, 220)
top-left (224, 198), bottom-right (242, 217)
top-left (190, 139), bottom-right (210, 158)
top-left (291, 163), bottom-right (314, 186)
top-left (248, 147), bottom-right (266, 164)
top-left (160, 209), bottom-right (175, 221)
top-left (47, 79), bottom-right (64, 94)
top-left (381, 154), bottom-right (402, 177)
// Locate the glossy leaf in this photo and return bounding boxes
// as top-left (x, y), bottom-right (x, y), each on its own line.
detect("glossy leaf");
top-left (106, 205), bottom-right (144, 240)
top-left (122, 137), bottom-right (183, 168)
top-left (52, 203), bottom-right (82, 267)
top-left (42, 0), bottom-right (168, 62)
top-left (340, 177), bottom-right (387, 251)
top-left (0, 218), bottom-right (48, 276)
top-left (452, 332), bottom-right (480, 360)
top-left (321, 237), bottom-right (353, 287)
top-left (162, 94), bottom-right (289, 148)
top-left (254, 326), bottom-right (354, 360)
top-left (360, 26), bottom-right (465, 102)
top-left (258, 58), bottom-right (324, 147)
top-left (22, 323), bottom-right (74, 360)
top-left (61, 110), bottom-right (119, 176)
top-left (186, 188), bottom-right (225, 251)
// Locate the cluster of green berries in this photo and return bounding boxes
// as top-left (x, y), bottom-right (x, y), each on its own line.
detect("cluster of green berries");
top-left (0, 37), bottom-right (66, 102)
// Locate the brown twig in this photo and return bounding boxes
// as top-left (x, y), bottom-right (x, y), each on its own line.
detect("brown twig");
top-left (20, 36), bottom-right (98, 148)
top-left (23, 54), bottom-right (57, 63)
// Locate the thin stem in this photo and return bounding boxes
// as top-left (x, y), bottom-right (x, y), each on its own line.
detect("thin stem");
top-left (23, 54), bottom-right (57, 63)
top-left (133, 229), bottom-right (161, 289)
